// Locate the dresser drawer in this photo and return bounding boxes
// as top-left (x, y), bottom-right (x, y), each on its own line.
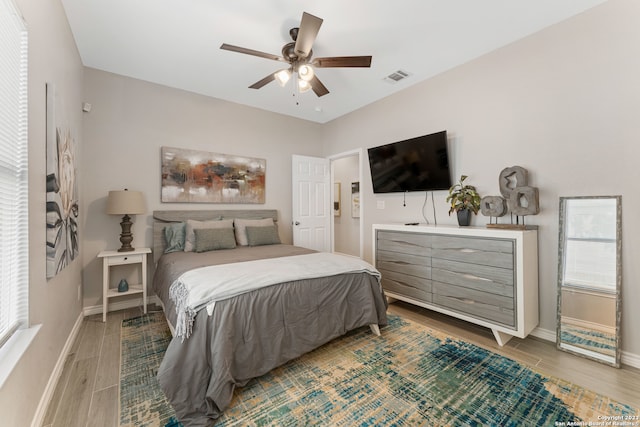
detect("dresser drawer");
top-left (432, 258), bottom-right (514, 297)
top-left (433, 281), bottom-right (515, 328)
top-left (377, 231), bottom-right (431, 257)
top-left (104, 253), bottom-right (144, 266)
top-left (373, 224), bottom-right (538, 345)
top-left (376, 250), bottom-right (431, 278)
top-left (380, 270), bottom-right (432, 302)
top-left (431, 235), bottom-right (514, 269)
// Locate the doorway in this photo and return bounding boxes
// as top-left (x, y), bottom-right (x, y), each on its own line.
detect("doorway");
top-left (330, 149), bottom-right (363, 258)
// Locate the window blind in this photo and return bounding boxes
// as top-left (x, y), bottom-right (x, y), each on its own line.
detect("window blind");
top-left (0, 0), bottom-right (29, 348)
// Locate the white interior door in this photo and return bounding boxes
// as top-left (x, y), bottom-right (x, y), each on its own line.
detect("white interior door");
top-left (292, 155), bottom-right (331, 251)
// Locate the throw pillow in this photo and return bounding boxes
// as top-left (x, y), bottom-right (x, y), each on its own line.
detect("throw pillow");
top-left (163, 222), bottom-right (186, 253)
top-left (184, 219), bottom-right (234, 252)
top-left (194, 227), bottom-right (237, 252)
top-left (233, 218), bottom-right (274, 246)
top-left (245, 225), bottom-right (281, 246)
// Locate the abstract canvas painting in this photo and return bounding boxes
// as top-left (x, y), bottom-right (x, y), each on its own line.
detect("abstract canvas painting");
top-left (161, 146), bottom-right (266, 203)
top-left (46, 83), bottom-right (79, 279)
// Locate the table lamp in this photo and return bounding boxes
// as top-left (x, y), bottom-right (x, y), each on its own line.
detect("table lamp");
top-left (106, 189), bottom-right (146, 252)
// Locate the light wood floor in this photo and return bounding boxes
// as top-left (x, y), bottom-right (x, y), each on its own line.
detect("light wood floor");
top-left (41, 301), bottom-right (640, 426)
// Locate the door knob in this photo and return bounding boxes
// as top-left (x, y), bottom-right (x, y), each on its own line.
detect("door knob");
top-left (294, 221), bottom-right (300, 226)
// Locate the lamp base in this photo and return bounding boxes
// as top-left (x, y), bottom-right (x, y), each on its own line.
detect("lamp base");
top-left (118, 214), bottom-right (135, 252)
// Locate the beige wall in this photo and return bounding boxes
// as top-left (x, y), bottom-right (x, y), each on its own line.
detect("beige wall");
top-left (0, 0), bottom-right (85, 425)
top-left (322, 0), bottom-right (640, 356)
top-left (80, 68), bottom-right (324, 308)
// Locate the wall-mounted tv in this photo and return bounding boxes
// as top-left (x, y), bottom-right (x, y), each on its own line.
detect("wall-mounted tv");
top-left (367, 130), bottom-right (451, 193)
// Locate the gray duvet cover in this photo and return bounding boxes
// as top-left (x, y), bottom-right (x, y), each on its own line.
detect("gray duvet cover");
top-left (152, 244), bottom-right (387, 426)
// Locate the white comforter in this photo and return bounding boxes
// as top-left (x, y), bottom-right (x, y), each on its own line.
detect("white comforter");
top-left (169, 252), bottom-right (381, 340)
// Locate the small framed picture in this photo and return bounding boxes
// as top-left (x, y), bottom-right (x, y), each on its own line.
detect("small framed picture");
top-left (351, 182), bottom-right (360, 218)
top-left (334, 182), bottom-right (341, 216)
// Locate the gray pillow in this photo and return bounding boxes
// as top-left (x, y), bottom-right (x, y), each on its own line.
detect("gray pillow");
top-left (164, 222), bottom-right (186, 253)
top-left (184, 219), bottom-right (233, 252)
top-left (234, 218), bottom-right (274, 246)
top-left (245, 225), bottom-right (281, 246)
top-left (194, 227), bottom-right (237, 252)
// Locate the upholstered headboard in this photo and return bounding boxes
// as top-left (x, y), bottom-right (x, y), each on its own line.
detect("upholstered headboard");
top-left (152, 209), bottom-right (278, 264)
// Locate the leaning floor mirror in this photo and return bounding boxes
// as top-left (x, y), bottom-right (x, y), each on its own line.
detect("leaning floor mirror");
top-left (557, 195), bottom-right (622, 367)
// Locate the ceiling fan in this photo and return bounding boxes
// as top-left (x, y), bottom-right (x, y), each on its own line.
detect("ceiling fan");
top-left (220, 12), bottom-right (372, 97)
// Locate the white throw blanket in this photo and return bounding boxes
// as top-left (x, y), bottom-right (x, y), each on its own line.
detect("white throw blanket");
top-left (169, 252), bottom-right (381, 340)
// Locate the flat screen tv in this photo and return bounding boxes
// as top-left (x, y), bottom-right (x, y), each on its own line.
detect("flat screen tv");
top-left (367, 130), bottom-right (451, 193)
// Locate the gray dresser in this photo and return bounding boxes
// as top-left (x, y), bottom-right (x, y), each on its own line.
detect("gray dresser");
top-left (373, 224), bottom-right (539, 345)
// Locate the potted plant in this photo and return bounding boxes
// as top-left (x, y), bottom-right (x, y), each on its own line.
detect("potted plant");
top-left (446, 175), bottom-right (481, 226)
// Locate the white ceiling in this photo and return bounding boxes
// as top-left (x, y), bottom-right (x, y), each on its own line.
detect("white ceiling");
top-left (61, 0), bottom-right (607, 124)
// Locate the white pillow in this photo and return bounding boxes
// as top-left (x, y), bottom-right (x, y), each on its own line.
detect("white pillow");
top-left (234, 218), bottom-right (274, 246)
top-left (184, 219), bottom-right (234, 252)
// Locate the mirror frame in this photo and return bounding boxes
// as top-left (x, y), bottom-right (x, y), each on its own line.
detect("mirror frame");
top-left (556, 195), bottom-right (622, 367)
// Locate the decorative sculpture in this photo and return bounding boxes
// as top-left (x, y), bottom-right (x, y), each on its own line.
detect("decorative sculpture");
top-left (481, 166), bottom-right (539, 228)
top-left (499, 166), bottom-right (528, 198)
top-left (480, 196), bottom-right (508, 217)
top-left (509, 186), bottom-right (540, 216)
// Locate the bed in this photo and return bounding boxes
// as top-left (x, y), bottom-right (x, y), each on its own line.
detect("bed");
top-left (151, 210), bottom-right (388, 426)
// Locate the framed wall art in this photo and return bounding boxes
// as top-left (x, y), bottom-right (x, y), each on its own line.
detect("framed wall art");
top-left (351, 182), bottom-right (360, 218)
top-left (161, 146), bottom-right (266, 203)
top-left (46, 83), bottom-right (79, 279)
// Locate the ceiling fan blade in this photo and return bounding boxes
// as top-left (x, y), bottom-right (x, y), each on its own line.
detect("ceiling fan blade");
top-left (249, 73), bottom-right (276, 89)
top-left (309, 75), bottom-right (329, 97)
top-left (312, 56), bottom-right (372, 68)
top-left (220, 43), bottom-right (288, 63)
top-left (294, 12), bottom-right (323, 59)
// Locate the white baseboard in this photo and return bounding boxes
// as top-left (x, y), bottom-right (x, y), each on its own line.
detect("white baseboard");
top-left (531, 326), bottom-right (556, 342)
top-left (83, 295), bottom-right (161, 317)
top-left (31, 312), bottom-right (83, 427)
top-left (530, 326), bottom-right (640, 369)
top-left (621, 349), bottom-right (640, 369)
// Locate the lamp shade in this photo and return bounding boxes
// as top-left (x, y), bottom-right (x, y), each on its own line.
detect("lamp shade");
top-left (106, 190), bottom-right (146, 215)
top-left (274, 69), bottom-right (291, 87)
top-left (298, 64), bottom-right (314, 82)
top-left (298, 78), bottom-right (311, 93)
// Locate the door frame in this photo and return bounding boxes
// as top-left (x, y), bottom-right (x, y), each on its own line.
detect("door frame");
top-left (328, 148), bottom-right (364, 259)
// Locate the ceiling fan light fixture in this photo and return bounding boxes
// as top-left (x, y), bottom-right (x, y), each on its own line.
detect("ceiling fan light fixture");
top-left (298, 78), bottom-right (311, 93)
top-left (221, 12), bottom-right (371, 99)
top-left (274, 69), bottom-right (292, 87)
top-left (298, 64), bottom-right (315, 81)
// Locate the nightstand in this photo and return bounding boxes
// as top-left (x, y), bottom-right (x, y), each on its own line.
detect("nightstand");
top-left (98, 247), bottom-right (151, 322)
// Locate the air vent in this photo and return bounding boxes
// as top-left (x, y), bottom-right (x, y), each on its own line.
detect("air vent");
top-left (384, 69), bottom-right (411, 84)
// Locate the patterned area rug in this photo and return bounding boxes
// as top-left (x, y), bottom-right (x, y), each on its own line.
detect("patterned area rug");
top-left (120, 313), bottom-right (175, 427)
top-left (120, 312), bottom-right (638, 427)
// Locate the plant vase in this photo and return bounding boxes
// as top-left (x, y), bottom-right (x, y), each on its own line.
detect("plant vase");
top-left (447, 175), bottom-right (480, 227)
top-left (118, 279), bottom-right (129, 293)
top-left (457, 209), bottom-right (472, 226)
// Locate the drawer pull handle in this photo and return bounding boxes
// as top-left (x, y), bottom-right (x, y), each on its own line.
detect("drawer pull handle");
top-left (390, 279), bottom-right (422, 291)
top-left (393, 280), bottom-right (410, 287)
top-left (451, 297), bottom-right (475, 304)
top-left (460, 248), bottom-right (477, 253)
top-left (462, 273), bottom-right (491, 282)
top-left (124, 257), bottom-right (128, 261)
